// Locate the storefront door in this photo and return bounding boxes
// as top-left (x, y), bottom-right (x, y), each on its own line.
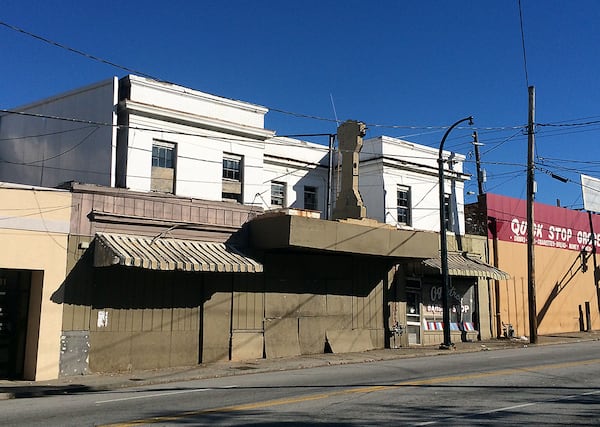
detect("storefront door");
top-left (0, 269), bottom-right (31, 379)
top-left (406, 281), bottom-right (421, 344)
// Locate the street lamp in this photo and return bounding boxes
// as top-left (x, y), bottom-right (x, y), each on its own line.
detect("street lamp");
top-left (438, 116), bottom-right (474, 349)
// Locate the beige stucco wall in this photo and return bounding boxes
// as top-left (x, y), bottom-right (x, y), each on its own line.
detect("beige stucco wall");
top-left (491, 239), bottom-right (600, 337)
top-left (0, 187), bottom-right (71, 380)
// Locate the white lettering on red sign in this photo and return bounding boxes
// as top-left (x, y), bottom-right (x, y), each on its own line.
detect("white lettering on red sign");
top-left (548, 226), bottom-right (572, 242)
top-left (510, 219), bottom-right (543, 238)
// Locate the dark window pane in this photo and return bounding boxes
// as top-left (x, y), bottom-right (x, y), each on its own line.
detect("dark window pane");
top-left (397, 186), bottom-right (411, 226)
top-left (271, 182), bottom-right (285, 206)
top-left (223, 157), bottom-right (241, 181)
top-left (304, 186), bottom-right (317, 210)
top-left (152, 144), bottom-right (175, 169)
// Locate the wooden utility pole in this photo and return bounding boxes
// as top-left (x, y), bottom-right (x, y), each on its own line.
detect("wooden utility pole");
top-left (472, 131), bottom-right (484, 195)
top-left (527, 86), bottom-right (538, 344)
top-left (326, 133), bottom-right (336, 220)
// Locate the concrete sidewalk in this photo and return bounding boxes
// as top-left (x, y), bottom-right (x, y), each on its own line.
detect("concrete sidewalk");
top-left (1, 331), bottom-right (599, 400)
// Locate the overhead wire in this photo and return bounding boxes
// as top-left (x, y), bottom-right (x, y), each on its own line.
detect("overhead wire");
top-left (0, 20), bottom-right (160, 81)
top-left (518, 0), bottom-right (530, 88)
top-left (0, 125), bottom-right (100, 142)
top-left (4, 18), bottom-right (600, 210)
top-left (0, 20), bottom-right (552, 137)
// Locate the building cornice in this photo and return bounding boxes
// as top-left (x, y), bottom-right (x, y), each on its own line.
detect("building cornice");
top-left (361, 156), bottom-right (470, 181)
top-left (66, 182), bottom-right (263, 213)
top-left (89, 210), bottom-right (242, 234)
top-left (126, 75), bottom-right (269, 115)
top-left (264, 153), bottom-right (328, 170)
top-left (119, 99), bottom-right (275, 141)
top-left (364, 135), bottom-right (466, 161)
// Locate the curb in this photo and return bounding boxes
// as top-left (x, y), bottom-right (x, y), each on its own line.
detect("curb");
top-left (2, 334), bottom-right (598, 400)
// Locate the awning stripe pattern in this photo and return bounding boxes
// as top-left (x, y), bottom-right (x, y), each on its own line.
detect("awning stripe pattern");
top-left (423, 252), bottom-right (510, 280)
top-left (93, 232), bottom-right (263, 273)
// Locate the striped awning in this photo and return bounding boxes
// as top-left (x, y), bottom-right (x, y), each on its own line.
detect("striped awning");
top-left (93, 232), bottom-right (262, 273)
top-left (423, 252), bottom-right (510, 280)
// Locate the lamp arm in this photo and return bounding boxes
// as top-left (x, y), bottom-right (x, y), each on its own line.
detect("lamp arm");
top-left (438, 116), bottom-right (474, 159)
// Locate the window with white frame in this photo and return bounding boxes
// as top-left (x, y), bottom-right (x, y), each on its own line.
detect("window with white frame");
top-left (222, 154), bottom-right (243, 202)
top-left (222, 156), bottom-right (241, 181)
top-left (151, 141), bottom-right (176, 193)
top-left (303, 186), bottom-right (318, 210)
top-left (152, 143), bottom-right (174, 168)
top-left (271, 181), bottom-right (286, 207)
top-left (397, 185), bottom-right (411, 226)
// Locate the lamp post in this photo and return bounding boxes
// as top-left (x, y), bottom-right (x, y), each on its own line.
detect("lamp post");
top-left (438, 115), bottom-right (474, 349)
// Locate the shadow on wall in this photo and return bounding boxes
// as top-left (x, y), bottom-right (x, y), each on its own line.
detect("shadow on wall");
top-left (290, 172), bottom-right (328, 219)
top-left (49, 234), bottom-right (396, 373)
top-left (537, 249), bottom-right (599, 329)
top-left (51, 246), bottom-right (94, 307)
top-left (51, 243), bottom-right (392, 309)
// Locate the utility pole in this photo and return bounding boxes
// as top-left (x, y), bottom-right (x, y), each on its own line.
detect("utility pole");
top-left (588, 211), bottom-right (599, 306)
top-left (527, 86), bottom-right (538, 344)
top-left (472, 131), bottom-right (484, 196)
top-left (326, 134), bottom-right (336, 220)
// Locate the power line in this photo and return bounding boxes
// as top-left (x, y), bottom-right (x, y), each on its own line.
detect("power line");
top-left (0, 125), bottom-right (99, 142)
top-left (518, 0), bottom-right (530, 88)
top-left (6, 18), bottom-right (600, 144)
top-left (4, 105), bottom-right (598, 177)
top-left (538, 120), bottom-right (600, 127)
top-left (0, 20), bottom-right (161, 81)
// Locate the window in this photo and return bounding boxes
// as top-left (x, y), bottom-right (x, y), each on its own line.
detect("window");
top-left (444, 194), bottom-right (453, 231)
top-left (222, 157), bottom-right (241, 181)
top-left (422, 281), bottom-right (476, 332)
top-left (271, 182), bottom-right (286, 207)
top-left (151, 141), bottom-right (176, 193)
top-left (304, 186), bottom-right (318, 210)
top-left (222, 154), bottom-right (243, 203)
top-left (397, 185), bottom-right (411, 226)
top-left (152, 144), bottom-right (174, 168)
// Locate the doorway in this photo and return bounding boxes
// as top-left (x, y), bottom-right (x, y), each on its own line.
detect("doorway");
top-left (0, 269), bottom-right (32, 379)
top-left (406, 279), bottom-right (422, 344)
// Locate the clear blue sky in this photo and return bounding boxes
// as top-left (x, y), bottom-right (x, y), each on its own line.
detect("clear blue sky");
top-left (2, 1), bottom-right (600, 208)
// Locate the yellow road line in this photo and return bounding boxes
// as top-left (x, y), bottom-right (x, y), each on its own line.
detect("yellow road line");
top-left (100, 357), bottom-right (600, 427)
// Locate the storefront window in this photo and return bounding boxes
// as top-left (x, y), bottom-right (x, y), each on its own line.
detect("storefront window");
top-left (422, 279), bottom-right (476, 332)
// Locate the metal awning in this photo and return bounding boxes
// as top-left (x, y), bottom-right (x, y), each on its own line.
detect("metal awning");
top-left (93, 232), bottom-right (263, 273)
top-left (423, 252), bottom-right (510, 280)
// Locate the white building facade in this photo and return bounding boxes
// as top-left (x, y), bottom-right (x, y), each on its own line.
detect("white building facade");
top-left (0, 75), bottom-right (332, 218)
top-left (359, 135), bottom-right (468, 234)
top-left (1, 76), bottom-right (468, 230)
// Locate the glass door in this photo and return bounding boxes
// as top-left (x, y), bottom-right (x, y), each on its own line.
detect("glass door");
top-left (406, 284), bottom-right (421, 345)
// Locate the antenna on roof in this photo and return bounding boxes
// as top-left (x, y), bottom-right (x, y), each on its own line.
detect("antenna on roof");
top-left (329, 93), bottom-right (340, 126)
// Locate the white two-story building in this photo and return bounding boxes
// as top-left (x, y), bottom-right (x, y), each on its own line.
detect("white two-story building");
top-left (360, 135), bottom-right (468, 234)
top-left (1, 75), bottom-right (467, 232)
top-left (0, 75), bottom-right (332, 217)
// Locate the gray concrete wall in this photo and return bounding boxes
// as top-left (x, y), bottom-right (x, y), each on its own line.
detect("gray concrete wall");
top-left (255, 252), bottom-right (392, 357)
top-left (87, 268), bottom-right (202, 372)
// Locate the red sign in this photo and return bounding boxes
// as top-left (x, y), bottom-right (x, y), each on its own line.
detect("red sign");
top-left (485, 194), bottom-right (600, 252)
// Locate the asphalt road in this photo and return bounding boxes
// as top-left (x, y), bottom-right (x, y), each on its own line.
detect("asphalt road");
top-left (2, 341), bottom-right (600, 426)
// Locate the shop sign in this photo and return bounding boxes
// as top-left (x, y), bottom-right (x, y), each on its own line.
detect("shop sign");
top-left (486, 194), bottom-right (600, 252)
